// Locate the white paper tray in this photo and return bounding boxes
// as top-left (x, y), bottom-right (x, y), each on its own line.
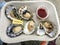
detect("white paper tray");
top-left (0, 1), bottom-right (60, 43)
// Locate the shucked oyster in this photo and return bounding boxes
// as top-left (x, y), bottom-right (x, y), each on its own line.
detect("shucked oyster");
top-left (43, 21), bottom-right (53, 33)
top-left (43, 21), bottom-right (55, 38)
top-left (18, 6), bottom-right (33, 20)
top-left (13, 26), bottom-right (23, 34)
top-left (23, 20), bottom-right (35, 34)
top-left (5, 6), bottom-right (20, 20)
top-left (28, 20), bottom-right (35, 31)
top-left (7, 24), bottom-right (23, 38)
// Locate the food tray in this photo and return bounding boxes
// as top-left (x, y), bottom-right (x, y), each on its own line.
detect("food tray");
top-left (0, 1), bottom-right (60, 43)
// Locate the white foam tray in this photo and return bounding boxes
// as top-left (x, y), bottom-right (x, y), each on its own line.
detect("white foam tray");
top-left (0, 1), bottom-right (60, 43)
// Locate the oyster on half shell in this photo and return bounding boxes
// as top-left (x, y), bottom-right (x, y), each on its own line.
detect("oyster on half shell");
top-left (23, 20), bottom-right (35, 34)
top-left (43, 21), bottom-right (53, 33)
top-left (18, 6), bottom-right (33, 20)
top-left (5, 6), bottom-right (20, 20)
top-left (7, 24), bottom-right (23, 38)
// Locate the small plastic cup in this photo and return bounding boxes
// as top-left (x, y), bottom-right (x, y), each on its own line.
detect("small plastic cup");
top-left (36, 6), bottom-right (49, 20)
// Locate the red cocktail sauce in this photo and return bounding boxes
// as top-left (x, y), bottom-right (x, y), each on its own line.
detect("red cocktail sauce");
top-left (37, 8), bottom-right (47, 18)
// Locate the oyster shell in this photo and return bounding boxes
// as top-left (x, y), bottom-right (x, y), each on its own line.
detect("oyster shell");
top-left (18, 6), bottom-right (27, 14)
top-left (42, 21), bottom-right (55, 38)
top-left (43, 21), bottom-right (53, 33)
top-left (37, 23), bottom-right (45, 36)
top-left (44, 26), bottom-right (55, 38)
top-left (23, 20), bottom-right (35, 34)
top-left (18, 6), bottom-right (33, 20)
top-left (7, 24), bottom-right (23, 38)
top-left (5, 6), bottom-right (20, 20)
